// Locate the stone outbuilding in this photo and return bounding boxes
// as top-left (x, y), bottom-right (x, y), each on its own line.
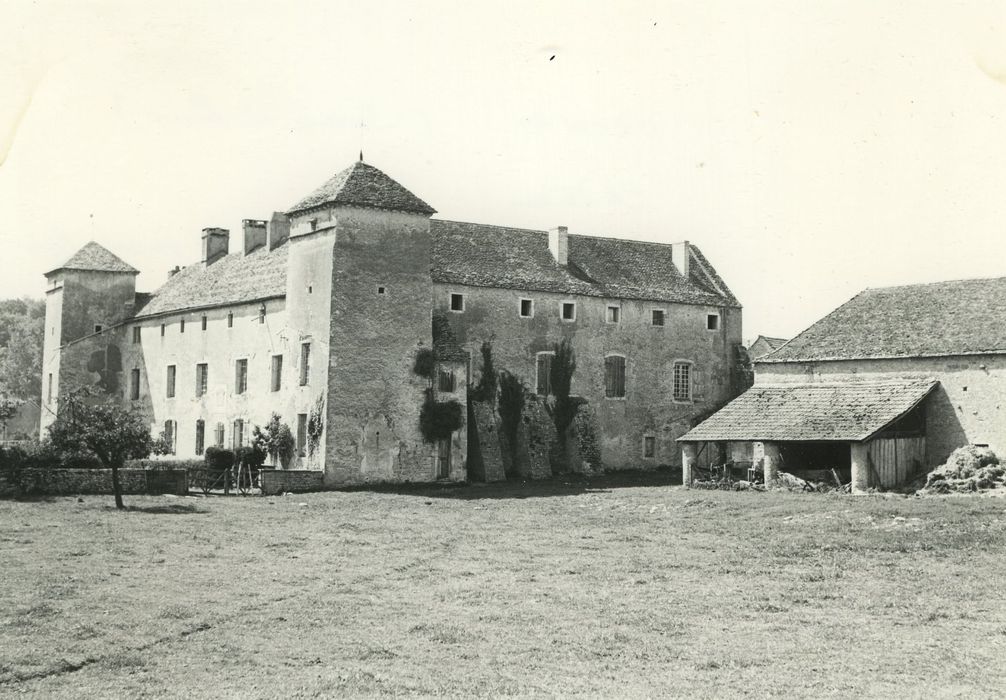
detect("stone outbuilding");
top-left (679, 276), bottom-right (1006, 492)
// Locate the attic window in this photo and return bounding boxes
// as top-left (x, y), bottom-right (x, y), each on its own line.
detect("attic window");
top-left (651, 309), bottom-right (665, 327)
top-left (450, 293), bottom-right (465, 312)
top-left (706, 314), bottom-right (720, 331)
top-left (561, 302), bottom-right (576, 322)
top-left (519, 298), bottom-right (533, 318)
top-left (606, 305), bottom-right (620, 324)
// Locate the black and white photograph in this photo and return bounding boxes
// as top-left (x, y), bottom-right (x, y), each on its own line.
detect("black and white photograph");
top-left (3, 1), bottom-right (1006, 696)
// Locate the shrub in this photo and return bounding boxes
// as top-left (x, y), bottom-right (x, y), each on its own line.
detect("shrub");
top-left (413, 348), bottom-right (436, 381)
top-left (0, 441), bottom-right (57, 496)
top-left (252, 414), bottom-right (295, 467)
top-left (234, 445), bottom-right (267, 470)
top-left (548, 339), bottom-right (577, 472)
top-left (204, 447), bottom-right (236, 471)
top-left (419, 390), bottom-right (464, 443)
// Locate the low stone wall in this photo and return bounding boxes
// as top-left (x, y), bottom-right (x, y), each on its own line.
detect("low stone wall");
top-left (0, 468), bottom-right (188, 498)
top-left (259, 469), bottom-right (324, 495)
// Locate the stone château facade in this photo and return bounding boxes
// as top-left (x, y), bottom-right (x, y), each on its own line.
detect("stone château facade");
top-left (40, 160), bottom-right (743, 485)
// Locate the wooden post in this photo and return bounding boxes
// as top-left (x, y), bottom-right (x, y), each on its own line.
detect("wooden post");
top-left (850, 442), bottom-right (869, 494)
top-left (682, 443), bottom-right (698, 488)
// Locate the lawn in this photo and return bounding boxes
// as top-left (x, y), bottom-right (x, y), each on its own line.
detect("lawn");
top-left (2, 473), bottom-right (1006, 698)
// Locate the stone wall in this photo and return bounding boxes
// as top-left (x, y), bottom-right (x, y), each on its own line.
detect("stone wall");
top-left (437, 283), bottom-right (742, 469)
top-left (756, 354), bottom-right (1006, 468)
top-left (259, 469), bottom-right (324, 495)
top-left (0, 468), bottom-right (188, 498)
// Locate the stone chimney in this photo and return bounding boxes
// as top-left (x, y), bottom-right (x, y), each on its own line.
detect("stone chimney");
top-left (243, 219), bottom-right (267, 255)
top-left (268, 211), bottom-right (291, 251)
top-left (548, 226), bottom-right (569, 266)
top-left (167, 265), bottom-right (181, 279)
top-left (671, 241), bottom-right (690, 278)
top-left (202, 228), bottom-right (230, 266)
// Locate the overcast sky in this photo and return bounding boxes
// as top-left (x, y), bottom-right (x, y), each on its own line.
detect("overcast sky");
top-left (2, 1), bottom-right (1006, 341)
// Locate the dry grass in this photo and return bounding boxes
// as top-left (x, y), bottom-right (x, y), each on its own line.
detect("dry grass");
top-left (2, 473), bottom-right (1006, 698)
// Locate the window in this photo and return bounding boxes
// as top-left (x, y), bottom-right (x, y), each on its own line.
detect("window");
top-left (196, 363), bottom-right (208, 397)
top-left (235, 359), bottom-right (248, 394)
top-left (310, 218), bottom-right (318, 231)
top-left (520, 298), bottom-right (533, 318)
top-left (297, 413), bottom-right (308, 457)
top-left (130, 369), bottom-right (140, 400)
top-left (166, 365), bottom-right (176, 398)
top-left (438, 369), bottom-right (456, 393)
top-left (271, 355), bottom-right (283, 392)
top-left (214, 422), bottom-right (225, 448)
top-left (707, 313), bottom-right (720, 331)
top-left (94, 324), bottom-right (102, 334)
top-left (180, 319), bottom-right (185, 333)
top-left (233, 419), bottom-right (244, 448)
top-left (652, 309), bottom-right (665, 327)
top-left (195, 419), bottom-right (205, 456)
top-left (160, 323), bottom-right (166, 337)
top-left (643, 435), bottom-right (656, 459)
top-left (201, 315), bottom-right (207, 331)
top-left (561, 302), bottom-right (576, 321)
top-left (308, 285), bottom-right (313, 294)
top-left (377, 286), bottom-right (386, 295)
top-left (163, 420), bottom-right (177, 455)
top-left (450, 293), bottom-right (464, 312)
top-left (606, 306), bottom-right (620, 324)
top-left (536, 352), bottom-right (554, 396)
top-left (259, 304), bottom-right (266, 324)
top-left (227, 312), bottom-right (233, 328)
top-left (300, 343), bottom-right (311, 386)
top-left (132, 326), bottom-right (141, 344)
top-left (47, 373), bottom-right (52, 403)
top-left (604, 355), bottom-right (626, 398)
top-left (673, 362), bottom-right (692, 401)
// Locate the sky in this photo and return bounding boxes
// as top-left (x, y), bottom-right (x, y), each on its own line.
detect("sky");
top-left (2, 0), bottom-right (1006, 342)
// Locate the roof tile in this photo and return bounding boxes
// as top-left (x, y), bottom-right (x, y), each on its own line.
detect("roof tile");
top-left (48, 242), bottom-right (138, 275)
top-left (288, 161), bottom-right (436, 216)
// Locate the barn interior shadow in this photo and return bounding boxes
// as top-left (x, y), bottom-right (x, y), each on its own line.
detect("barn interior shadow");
top-left (120, 503), bottom-right (207, 514)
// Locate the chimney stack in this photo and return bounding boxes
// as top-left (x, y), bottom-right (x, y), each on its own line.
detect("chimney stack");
top-left (202, 228), bottom-right (230, 266)
top-left (243, 219), bottom-right (268, 255)
top-left (167, 265), bottom-right (181, 279)
top-left (548, 226), bottom-right (569, 266)
top-left (671, 241), bottom-right (690, 278)
top-left (268, 211), bottom-right (291, 250)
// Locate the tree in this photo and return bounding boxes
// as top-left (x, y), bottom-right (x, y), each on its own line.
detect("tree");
top-left (0, 396), bottom-right (21, 441)
top-left (47, 387), bottom-right (154, 509)
top-left (549, 338), bottom-right (578, 472)
top-left (0, 300), bottom-right (44, 402)
top-left (252, 413), bottom-right (295, 468)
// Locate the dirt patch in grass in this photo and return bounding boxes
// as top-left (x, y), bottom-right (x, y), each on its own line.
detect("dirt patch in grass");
top-left (1, 483), bottom-right (1006, 696)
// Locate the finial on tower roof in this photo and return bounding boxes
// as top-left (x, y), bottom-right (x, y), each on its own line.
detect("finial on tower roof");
top-left (359, 150), bottom-right (364, 162)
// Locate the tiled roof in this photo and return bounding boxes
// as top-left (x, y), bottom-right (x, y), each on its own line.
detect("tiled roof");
top-left (288, 161), bottom-right (436, 216)
top-left (763, 277), bottom-right (1006, 362)
top-left (129, 219), bottom-right (736, 318)
top-left (678, 378), bottom-right (938, 442)
top-left (134, 244), bottom-right (287, 318)
top-left (749, 335), bottom-right (788, 359)
top-left (47, 241), bottom-right (138, 275)
top-left (430, 220), bottom-right (738, 307)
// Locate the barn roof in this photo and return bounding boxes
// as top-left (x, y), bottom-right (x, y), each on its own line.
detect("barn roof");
top-left (678, 378), bottom-right (938, 443)
top-left (46, 242), bottom-right (138, 276)
top-left (288, 161), bottom-right (436, 216)
top-left (762, 277), bottom-right (1006, 362)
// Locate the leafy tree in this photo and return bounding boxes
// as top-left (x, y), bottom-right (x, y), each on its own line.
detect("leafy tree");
top-left (252, 413), bottom-right (295, 467)
top-left (47, 387), bottom-right (154, 509)
top-left (0, 396), bottom-right (20, 441)
top-left (549, 339), bottom-right (578, 471)
top-left (0, 300), bottom-right (44, 401)
top-left (497, 371), bottom-right (526, 476)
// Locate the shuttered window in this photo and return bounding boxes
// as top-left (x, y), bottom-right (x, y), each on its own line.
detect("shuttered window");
top-left (297, 413), bottom-right (308, 457)
top-left (130, 369), bottom-right (140, 400)
top-left (196, 363), bottom-right (208, 397)
top-left (166, 365), bottom-right (176, 398)
top-left (438, 370), bottom-right (456, 393)
top-left (271, 355), bottom-right (283, 392)
top-left (300, 343), bottom-right (311, 386)
top-left (195, 419), bottom-right (205, 456)
top-left (233, 419), bottom-right (244, 448)
top-left (163, 420), bottom-right (177, 455)
top-left (214, 422), bottom-right (225, 448)
top-left (536, 353), bottom-right (554, 396)
top-left (235, 359), bottom-right (248, 394)
top-left (604, 355), bottom-right (626, 398)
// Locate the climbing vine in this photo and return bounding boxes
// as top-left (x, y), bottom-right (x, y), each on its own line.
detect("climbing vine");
top-left (419, 389), bottom-right (464, 443)
top-left (307, 395), bottom-right (325, 457)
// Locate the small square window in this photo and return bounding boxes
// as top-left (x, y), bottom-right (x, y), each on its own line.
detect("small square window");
top-left (643, 435), bottom-right (656, 459)
top-left (707, 314), bottom-right (719, 331)
top-left (519, 298), bottom-right (533, 318)
top-left (652, 309), bottom-right (665, 327)
top-left (606, 306), bottom-right (620, 324)
top-left (94, 324), bottom-right (103, 334)
top-left (561, 302), bottom-right (576, 321)
top-left (450, 293), bottom-right (465, 312)
top-left (377, 286), bottom-right (386, 295)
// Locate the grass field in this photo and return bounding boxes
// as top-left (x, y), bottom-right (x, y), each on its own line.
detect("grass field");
top-left (3, 473), bottom-right (1006, 698)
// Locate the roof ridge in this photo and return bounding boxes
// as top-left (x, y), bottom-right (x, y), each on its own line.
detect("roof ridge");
top-left (433, 219), bottom-right (547, 235)
top-left (863, 274), bottom-right (1006, 292)
top-left (570, 232), bottom-right (688, 249)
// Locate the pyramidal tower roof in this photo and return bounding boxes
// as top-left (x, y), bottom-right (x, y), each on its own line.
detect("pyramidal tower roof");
top-left (288, 160), bottom-right (436, 216)
top-left (46, 241), bottom-right (139, 276)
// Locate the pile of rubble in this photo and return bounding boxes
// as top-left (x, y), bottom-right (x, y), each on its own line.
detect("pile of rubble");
top-left (916, 445), bottom-right (1005, 495)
